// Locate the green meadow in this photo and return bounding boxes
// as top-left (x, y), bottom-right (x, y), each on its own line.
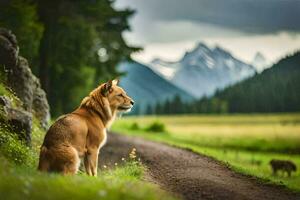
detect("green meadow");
top-left (112, 113), bottom-right (300, 191)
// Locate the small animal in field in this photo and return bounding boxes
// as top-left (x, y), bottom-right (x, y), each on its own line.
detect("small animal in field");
top-left (38, 79), bottom-right (134, 176)
top-left (269, 159), bottom-right (297, 177)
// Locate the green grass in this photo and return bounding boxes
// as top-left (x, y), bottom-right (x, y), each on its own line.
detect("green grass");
top-left (0, 121), bottom-right (174, 200)
top-left (0, 84), bottom-right (175, 200)
top-left (0, 156), bottom-right (174, 200)
top-left (0, 83), bottom-right (22, 109)
top-left (112, 113), bottom-right (300, 191)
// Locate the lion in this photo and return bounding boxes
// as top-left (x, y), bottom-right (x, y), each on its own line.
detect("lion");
top-left (269, 159), bottom-right (297, 177)
top-left (38, 79), bottom-right (134, 176)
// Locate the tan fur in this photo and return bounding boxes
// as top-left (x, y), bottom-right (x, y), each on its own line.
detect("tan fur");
top-left (38, 80), bottom-right (134, 176)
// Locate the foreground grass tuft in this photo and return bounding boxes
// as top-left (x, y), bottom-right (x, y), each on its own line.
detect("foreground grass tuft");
top-left (0, 157), bottom-right (174, 200)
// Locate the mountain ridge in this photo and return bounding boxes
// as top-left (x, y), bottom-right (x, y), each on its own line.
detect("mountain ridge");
top-left (150, 51), bottom-right (300, 114)
top-left (209, 51), bottom-right (300, 113)
top-left (149, 42), bottom-right (256, 98)
top-left (251, 52), bottom-right (269, 72)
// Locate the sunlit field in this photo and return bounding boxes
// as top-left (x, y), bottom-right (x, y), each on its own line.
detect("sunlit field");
top-left (112, 113), bottom-right (300, 191)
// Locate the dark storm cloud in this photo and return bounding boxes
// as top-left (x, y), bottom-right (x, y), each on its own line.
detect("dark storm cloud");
top-left (122, 0), bottom-right (300, 33)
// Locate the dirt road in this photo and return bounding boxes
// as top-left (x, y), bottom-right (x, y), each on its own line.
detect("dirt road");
top-left (100, 133), bottom-right (300, 200)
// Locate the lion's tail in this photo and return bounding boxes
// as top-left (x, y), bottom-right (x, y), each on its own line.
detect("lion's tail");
top-left (38, 146), bottom-right (50, 172)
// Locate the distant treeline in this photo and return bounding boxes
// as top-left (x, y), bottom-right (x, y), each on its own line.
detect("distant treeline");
top-left (146, 52), bottom-right (300, 115)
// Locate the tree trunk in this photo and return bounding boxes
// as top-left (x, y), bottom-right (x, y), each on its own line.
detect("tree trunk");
top-left (37, 0), bottom-right (58, 98)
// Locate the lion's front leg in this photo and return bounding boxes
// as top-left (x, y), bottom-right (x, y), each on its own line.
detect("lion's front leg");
top-left (84, 147), bottom-right (99, 176)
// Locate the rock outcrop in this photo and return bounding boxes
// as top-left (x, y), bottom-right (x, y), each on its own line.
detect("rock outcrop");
top-left (0, 28), bottom-right (50, 144)
top-left (6, 55), bottom-right (50, 128)
top-left (0, 28), bottom-right (18, 68)
top-left (0, 96), bottom-right (32, 146)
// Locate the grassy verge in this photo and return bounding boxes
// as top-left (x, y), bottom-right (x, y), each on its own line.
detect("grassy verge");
top-left (0, 121), bottom-right (174, 200)
top-left (0, 83), bottom-right (175, 200)
top-left (0, 156), bottom-right (175, 200)
top-left (112, 114), bottom-right (300, 191)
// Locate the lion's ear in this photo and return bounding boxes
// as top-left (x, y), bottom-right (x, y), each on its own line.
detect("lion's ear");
top-left (112, 78), bottom-right (119, 85)
top-left (101, 80), bottom-right (113, 96)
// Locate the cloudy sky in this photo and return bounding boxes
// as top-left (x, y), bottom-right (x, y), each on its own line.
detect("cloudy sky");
top-left (115, 0), bottom-right (300, 64)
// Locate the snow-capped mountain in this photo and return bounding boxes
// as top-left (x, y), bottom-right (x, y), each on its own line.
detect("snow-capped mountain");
top-left (251, 52), bottom-right (269, 73)
top-left (149, 58), bottom-right (179, 80)
top-left (149, 43), bottom-right (256, 98)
